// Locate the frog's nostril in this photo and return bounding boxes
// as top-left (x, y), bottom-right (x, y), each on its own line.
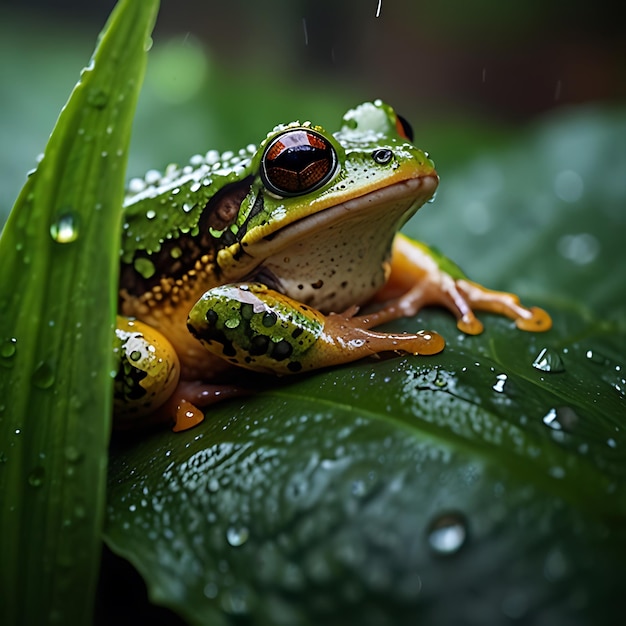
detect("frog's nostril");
top-left (372, 148), bottom-right (393, 165)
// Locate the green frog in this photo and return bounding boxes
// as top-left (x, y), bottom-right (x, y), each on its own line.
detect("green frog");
top-left (114, 100), bottom-right (551, 431)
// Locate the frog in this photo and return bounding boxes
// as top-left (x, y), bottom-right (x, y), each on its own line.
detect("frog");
top-left (114, 100), bottom-right (551, 432)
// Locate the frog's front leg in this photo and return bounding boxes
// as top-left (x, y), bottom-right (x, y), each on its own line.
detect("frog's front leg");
top-left (113, 316), bottom-right (246, 432)
top-left (368, 233), bottom-right (551, 334)
top-left (187, 283), bottom-right (445, 375)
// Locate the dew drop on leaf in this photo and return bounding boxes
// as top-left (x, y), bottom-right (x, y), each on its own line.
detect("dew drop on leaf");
top-left (86, 87), bottom-right (109, 109)
top-left (32, 361), bottom-right (55, 389)
top-left (0, 337), bottom-right (17, 361)
top-left (427, 512), bottom-right (468, 555)
top-left (50, 211), bottom-right (80, 244)
top-left (532, 347), bottom-right (565, 373)
top-left (542, 406), bottom-right (577, 432)
top-left (28, 466), bottom-right (46, 488)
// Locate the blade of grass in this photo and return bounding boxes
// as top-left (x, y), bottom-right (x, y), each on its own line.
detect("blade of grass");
top-left (0, 1), bottom-right (159, 624)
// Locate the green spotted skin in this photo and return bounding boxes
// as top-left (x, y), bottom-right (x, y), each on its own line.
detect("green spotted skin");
top-left (187, 283), bottom-right (326, 375)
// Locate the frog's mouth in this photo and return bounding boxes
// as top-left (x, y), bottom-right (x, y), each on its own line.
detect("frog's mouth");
top-left (218, 174), bottom-right (438, 311)
top-left (221, 174), bottom-right (438, 275)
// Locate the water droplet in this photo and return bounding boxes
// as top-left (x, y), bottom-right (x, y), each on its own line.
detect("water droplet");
top-left (1, 337), bottom-right (17, 361)
top-left (146, 209), bottom-right (156, 220)
top-left (204, 582), bottom-right (218, 599)
top-left (50, 211), bottom-right (80, 243)
top-left (32, 361), bottom-right (55, 389)
top-left (553, 169), bottom-right (584, 203)
top-left (585, 349), bottom-right (608, 365)
top-left (549, 466), bottom-right (566, 479)
top-left (542, 406), bottom-right (577, 432)
top-left (557, 233), bottom-right (599, 265)
top-left (133, 257), bottom-right (156, 279)
top-left (532, 348), bottom-right (565, 373)
top-left (64, 446), bottom-right (83, 463)
top-left (220, 584), bottom-right (251, 615)
top-left (427, 512), bottom-right (468, 555)
top-left (492, 373), bottom-right (507, 393)
top-left (87, 87), bottom-right (109, 109)
top-left (28, 466), bottom-right (45, 488)
top-left (226, 525), bottom-right (249, 547)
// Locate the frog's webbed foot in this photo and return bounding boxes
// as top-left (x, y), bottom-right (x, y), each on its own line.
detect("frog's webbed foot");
top-left (370, 234), bottom-right (552, 335)
top-left (187, 283), bottom-right (444, 376)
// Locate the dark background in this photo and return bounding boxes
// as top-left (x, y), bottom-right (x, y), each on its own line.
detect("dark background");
top-left (1, 0), bottom-right (624, 229)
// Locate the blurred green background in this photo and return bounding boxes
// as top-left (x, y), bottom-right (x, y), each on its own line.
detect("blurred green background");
top-left (1, 0), bottom-right (623, 207)
top-left (1, 0), bottom-right (624, 306)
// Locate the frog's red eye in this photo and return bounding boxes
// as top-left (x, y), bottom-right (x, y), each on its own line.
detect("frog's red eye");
top-left (395, 114), bottom-right (414, 142)
top-left (261, 129), bottom-right (337, 197)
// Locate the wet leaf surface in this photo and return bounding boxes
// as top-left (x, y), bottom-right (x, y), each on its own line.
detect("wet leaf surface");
top-left (105, 108), bottom-right (626, 625)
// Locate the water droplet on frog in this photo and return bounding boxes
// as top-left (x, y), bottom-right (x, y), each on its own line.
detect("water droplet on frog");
top-left (32, 361), bottom-right (55, 389)
top-left (532, 348), bottom-right (565, 373)
top-left (427, 512), bottom-right (468, 555)
top-left (1, 337), bottom-right (17, 361)
top-left (28, 466), bottom-right (45, 488)
top-left (226, 525), bottom-right (249, 547)
top-left (50, 211), bottom-right (80, 244)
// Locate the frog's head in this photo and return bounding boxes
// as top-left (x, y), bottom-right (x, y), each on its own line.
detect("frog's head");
top-left (217, 100), bottom-right (438, 311)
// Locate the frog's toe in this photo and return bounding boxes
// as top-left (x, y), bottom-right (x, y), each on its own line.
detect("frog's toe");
top-left (514, 306), bottom-right (552, 332)
top-left (456, 314), bottom-right (484, 335)
top-left (172, 399), bottom-right (205, 432)
top-left (162, 380), bottom-right (250, 432)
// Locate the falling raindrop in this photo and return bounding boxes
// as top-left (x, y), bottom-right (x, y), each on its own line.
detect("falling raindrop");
top-left (532, 348), bottom-right (565, 373)
top-left (427, 512), bottom-right (468, 555)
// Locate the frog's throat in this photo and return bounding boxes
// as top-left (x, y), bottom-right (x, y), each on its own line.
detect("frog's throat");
top-left (219, 174), bottom-right (438, 281)
top-left (218, 174), bottom-right (438, 313)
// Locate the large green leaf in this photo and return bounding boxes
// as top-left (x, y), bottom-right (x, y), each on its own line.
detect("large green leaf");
top-left (0, 1), bottom-right (158, 624)
top-left (104, 107), bottom-right (626, 624)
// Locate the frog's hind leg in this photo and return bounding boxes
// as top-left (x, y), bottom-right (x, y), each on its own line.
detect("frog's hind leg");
top-left (367, 233), bottom-right (551, 334)
top-left (113, 315), bottom-right (248, 432)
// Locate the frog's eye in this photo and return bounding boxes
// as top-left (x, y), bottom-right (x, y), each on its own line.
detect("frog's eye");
top-left (261, 129), bottom-right (337, 197)
top-left (395, 114), bottom-right (414, 142)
